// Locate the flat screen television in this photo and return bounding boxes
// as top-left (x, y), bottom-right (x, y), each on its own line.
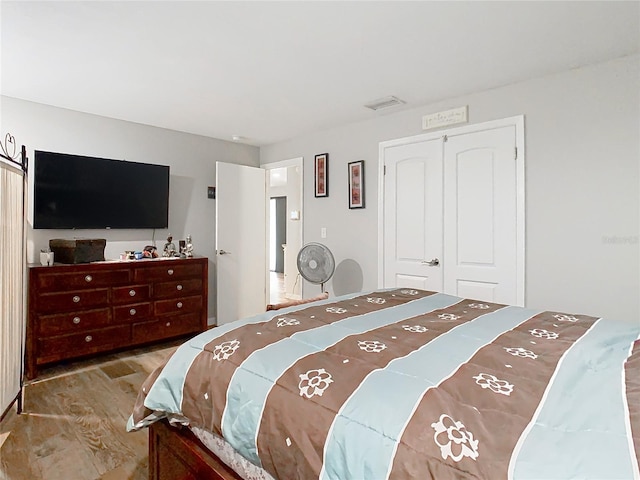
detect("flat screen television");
top-left (33, 150), bottom-right (170, 229)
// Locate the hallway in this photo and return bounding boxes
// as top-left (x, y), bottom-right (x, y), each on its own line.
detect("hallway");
top-left (269, 271), bottom-right (286, 304)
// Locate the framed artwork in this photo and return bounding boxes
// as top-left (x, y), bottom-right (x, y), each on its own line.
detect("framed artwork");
top-left (314, 153), bottom-right (329, 197)
top-left (348, 160), bottom-right (365, 209)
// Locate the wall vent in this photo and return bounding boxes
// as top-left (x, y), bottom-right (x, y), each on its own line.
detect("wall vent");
top-left (364, 96), bottom-right (406, 111)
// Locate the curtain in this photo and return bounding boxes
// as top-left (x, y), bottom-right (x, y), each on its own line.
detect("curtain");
top-left (0, 158), bottom-right (26, 417)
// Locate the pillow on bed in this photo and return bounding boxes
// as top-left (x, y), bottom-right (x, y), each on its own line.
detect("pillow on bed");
top-left (266, 292), bottom-right (329, 311)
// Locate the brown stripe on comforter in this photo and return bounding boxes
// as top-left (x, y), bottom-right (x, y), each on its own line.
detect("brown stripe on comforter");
top-left (388, 311), bottom-right (599, 479)
top-left (179, 289), bottom-right (434, 437)
top-left (254, 300), bottom-right (506, 479)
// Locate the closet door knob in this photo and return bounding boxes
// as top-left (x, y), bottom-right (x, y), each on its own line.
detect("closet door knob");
top-left (421, 258), bottom-right (440, 266)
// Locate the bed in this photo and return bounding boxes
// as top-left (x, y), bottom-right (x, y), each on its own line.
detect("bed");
top-left (128, 288), bottom-right (640, 479)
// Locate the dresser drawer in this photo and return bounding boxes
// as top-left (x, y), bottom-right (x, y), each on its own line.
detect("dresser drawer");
top-left (112, 285), bottom-right (150, 304)
top-left (132, 313), bottom-right (201, 344)
top-left (35, 269), bottom-right (130, 292)
top-left (154, 295), bottom-right (202, 316)
top-left (135, 263), bottom-right (203, 282)
top-left (38, 325), bottom-right (131, 363)
top-left (37, 288), bottom-right (109, 314)
top-left (154, 279), bottom-right (203, 299)
top-left (38, 308), bottom-right (111, 336)
top-left (113, 302), bottom-right (152, 322)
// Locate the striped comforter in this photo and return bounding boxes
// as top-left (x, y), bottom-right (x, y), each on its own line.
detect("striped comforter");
top-left (128, 289), bottom-right (640, 479)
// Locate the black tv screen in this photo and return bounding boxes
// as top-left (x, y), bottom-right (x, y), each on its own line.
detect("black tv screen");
top-left (34, 150), bottom-right (170, 229)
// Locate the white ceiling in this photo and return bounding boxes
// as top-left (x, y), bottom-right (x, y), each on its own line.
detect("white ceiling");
top-left (1, 1), bottom-right (638, 147)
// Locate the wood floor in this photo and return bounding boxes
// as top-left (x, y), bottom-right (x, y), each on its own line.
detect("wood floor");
top-left (0, 339), bottom-right (182, 480)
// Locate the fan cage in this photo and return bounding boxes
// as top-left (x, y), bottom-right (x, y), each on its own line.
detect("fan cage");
top-left (296, 243), bottom-right (335, 292)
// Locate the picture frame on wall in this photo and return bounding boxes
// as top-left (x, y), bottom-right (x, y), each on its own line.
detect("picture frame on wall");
top-left (348, 160), bottom-right (365, 209)
top-left (314, 153), bottom-right (329, 197)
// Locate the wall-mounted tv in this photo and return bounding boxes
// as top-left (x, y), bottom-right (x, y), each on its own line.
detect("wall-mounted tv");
top-left (34, 150), bottom-right (170, 229)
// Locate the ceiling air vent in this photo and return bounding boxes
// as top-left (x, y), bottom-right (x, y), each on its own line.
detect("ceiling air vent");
top-left (364, 96), bottom-right (406, 111)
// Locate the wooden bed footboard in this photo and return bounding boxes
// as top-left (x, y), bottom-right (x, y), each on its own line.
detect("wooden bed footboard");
top-left (149, 420), bottom-right (242, 480)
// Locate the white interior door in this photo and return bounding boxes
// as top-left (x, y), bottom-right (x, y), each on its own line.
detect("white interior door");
top-left (216, 162), bottom-right (267, 325)
top-left (443, 126), bottom-right (518, 304)
top-left (383, 139), bottom-right (443, 291)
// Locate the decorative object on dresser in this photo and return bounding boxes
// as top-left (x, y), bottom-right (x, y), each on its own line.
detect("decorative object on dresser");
top-left (163, 234), bottom-right (178, 257)
top-left (26, 257), bottom-right (208, 379)
top-left (184, 234), bottom-right (194, 257)
top-left (49, 238), bottom-right (107, 264)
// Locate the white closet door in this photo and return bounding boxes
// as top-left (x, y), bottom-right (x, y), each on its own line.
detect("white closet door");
top-left (443, 125), bottom-right (518, 304)
top-left (380, 117), bottom-right (524, 305)
top-left (383, 139), bottom-right (443, 291)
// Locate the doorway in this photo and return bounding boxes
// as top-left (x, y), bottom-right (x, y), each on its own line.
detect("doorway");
top-left (270, 196), bottom-right (287, 303)
top-left (270, 197), bottom-right (287, 273)
top-left (264, 157), bottom-right (304, 304)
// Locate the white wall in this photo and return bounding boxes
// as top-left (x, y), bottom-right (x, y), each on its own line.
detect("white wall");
top-left (260, 55), bottom-right (640, 323)
top-left (1, 96), bottom-right (260, 322)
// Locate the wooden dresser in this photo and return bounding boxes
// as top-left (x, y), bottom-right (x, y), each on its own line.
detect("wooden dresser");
top-left (26, 257), bottom-right (208, 379)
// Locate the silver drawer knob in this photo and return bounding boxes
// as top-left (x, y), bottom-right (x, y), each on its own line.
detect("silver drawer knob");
top-left (176, 284), bottom-right (183, 291)
top-left (129, 289), bottom-right (136, 297)
top-left (176, 302), bottom-right (183, 309)
top-left (85, 275), bottom-right (93, 282)
top-left (167, 269), bottom-right (174, 276)
top-left (85, 335), bottom-right (93, 342)
top-left (72, 295), bottom-right (80, 303)
top-left (130, 308), bottom-right (137, 316)
top-left (166, 322), bottom-right (171, 327)
top-left (73, 316), bottom-right (81, 325)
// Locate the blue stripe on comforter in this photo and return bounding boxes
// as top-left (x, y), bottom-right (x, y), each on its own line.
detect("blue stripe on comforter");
top-left (510, 318), bottom-right (640, 480)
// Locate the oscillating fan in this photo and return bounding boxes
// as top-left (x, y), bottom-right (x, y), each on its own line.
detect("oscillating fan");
top-left (296, 242), bottom-right (335, 293)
